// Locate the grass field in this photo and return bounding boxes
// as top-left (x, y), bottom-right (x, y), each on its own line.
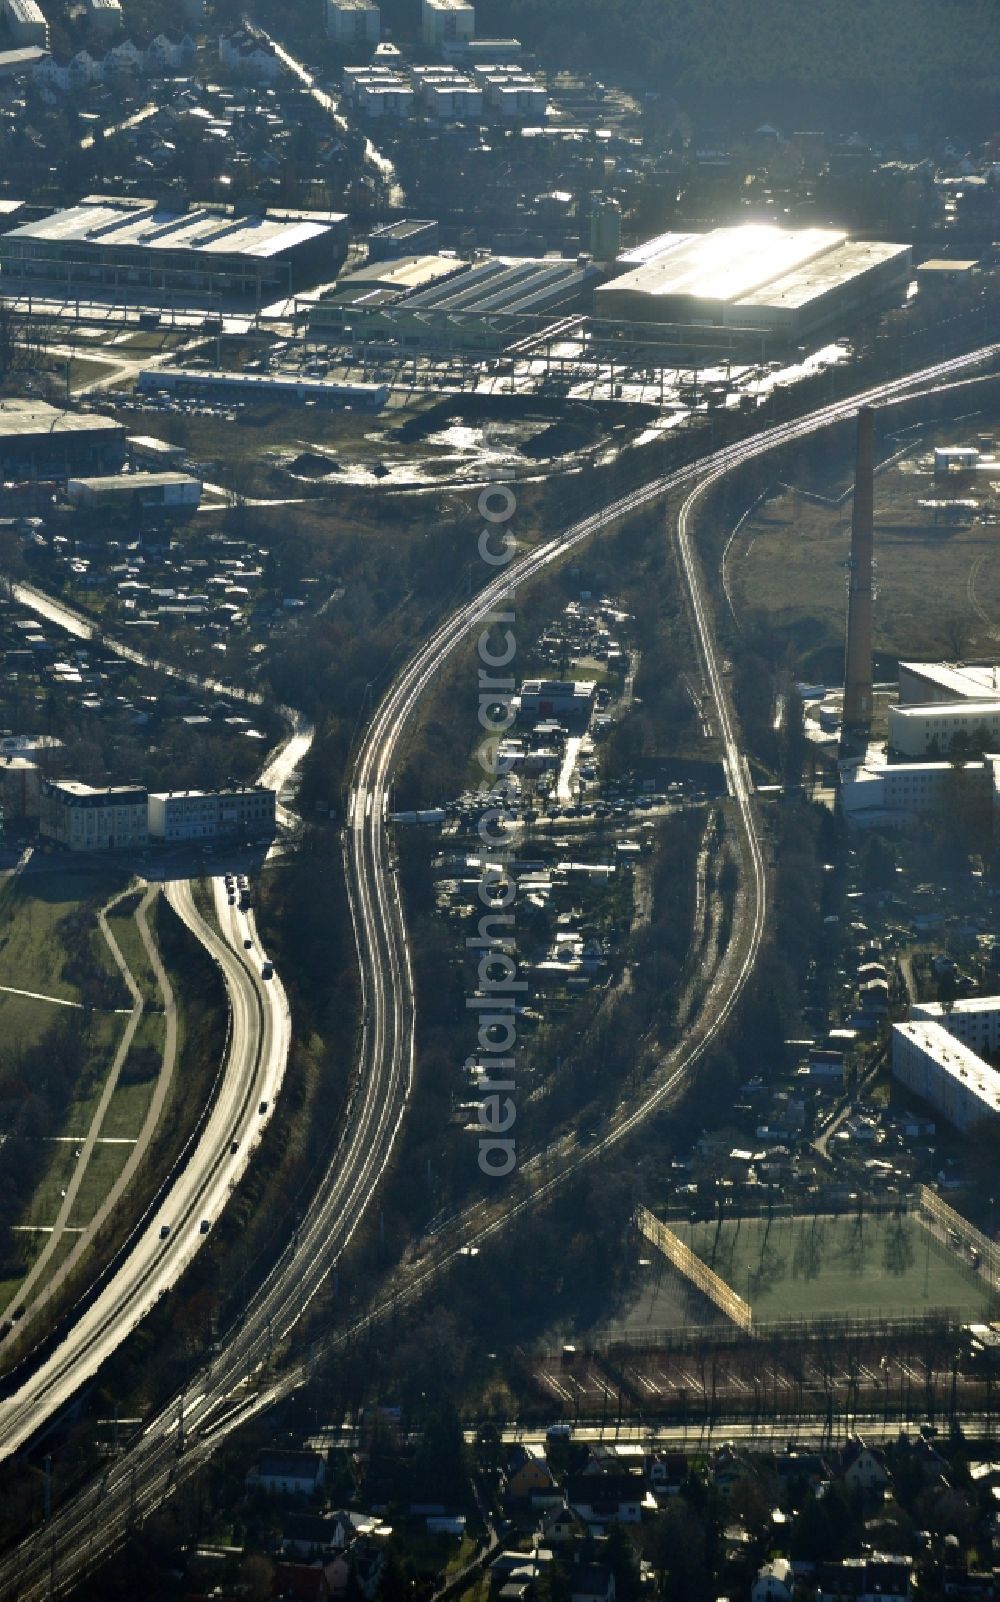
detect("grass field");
top-left (106, 896), bottom-right (159, 1004)
top-left (0, 868), bottom-right (126, 1003)
top-left (728, 430), bottom-right (1000, 668)
top-left (687, 1212), bottom-right (988, 1322)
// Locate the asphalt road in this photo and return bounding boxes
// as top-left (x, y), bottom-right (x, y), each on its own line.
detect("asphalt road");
top-left (0, 876), bottom-right (287, 1463)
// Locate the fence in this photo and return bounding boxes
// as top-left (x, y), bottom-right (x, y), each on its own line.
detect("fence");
top-left (917, 1184), bottom-right (1000, 1290)
top-left (636, 1204), bottom-right (753, 1333)
top-left (579, 1307), bottom-right (965, 1355)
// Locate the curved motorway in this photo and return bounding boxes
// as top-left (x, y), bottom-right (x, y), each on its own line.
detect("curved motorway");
top-left (0, 877), bottom-right (288, 1462)
top-left (0, 345), bottom-right (995, 1597)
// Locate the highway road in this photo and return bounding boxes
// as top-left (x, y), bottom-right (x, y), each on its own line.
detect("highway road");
top-left (0, 877), bottom-right (288, 1463)
top-left (0, 346), bottom-right (995, 1597)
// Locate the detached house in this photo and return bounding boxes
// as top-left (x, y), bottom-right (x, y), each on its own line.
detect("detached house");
top-left (838, 1439), bottom-right (891, 1496)
top-left (246, 1450), bottom-right (327, 1497)
top-left (816, 1554), bottom-right (912, 1602)
top-left (507, 1444), bottom-right (558, 1503)
top-left (567, 1473), bottom-right (646, 1526)
top-left (752, 1558), bottom-right (795, 1602)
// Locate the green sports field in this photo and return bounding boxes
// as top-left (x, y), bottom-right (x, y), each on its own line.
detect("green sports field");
top-left (686, 1212), bottom-right (988, 1322)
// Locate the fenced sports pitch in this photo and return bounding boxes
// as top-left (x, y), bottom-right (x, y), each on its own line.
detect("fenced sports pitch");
top-left (683, 1211), bottom-right (989, 1323)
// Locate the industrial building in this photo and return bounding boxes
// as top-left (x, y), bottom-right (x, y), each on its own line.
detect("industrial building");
top-left (323, 251), bottom-right (465, 298)
top-left (308, 252), bottom-right (595, 350)
top-left (147, 784), bottom-right (276, 842)
top-left (127, 434), bottom-right (188, 470)
top-left (137, 368), bottom-right (390, 410)
top-left (0, 196), bottom-right (349, 301)
top-left (888, 699), bottom-right (1000, 757)
top-left (892, 1020), bottom-right (1000, 1132)
top-left (66, 471), bottom-right (202, 513)
top-left (368, 219), bottom-right (439, 260)
top-left (917, 258), bottom-right (979, 289)
top-left (898, 661), bottom-right (1000, 705)
top-left (40, 780), bottom-right (148, 851)
top-left (0, 400), bottom-right (126, 480)
top-left (594, 225), bottom-right (911, 343)
top-left (0, 0), bottom-right (47, 47)
top-left (324, 0), bottom-right (379, 44)
top-left (421, 0), bottom-right (474, 50)
top-left (518, 679), bottom-right (596, 720)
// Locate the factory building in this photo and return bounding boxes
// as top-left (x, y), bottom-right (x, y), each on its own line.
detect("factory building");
top-left (594, 224), bottom-right (911, 343)
top-left (0, 0), bottom-right (47, 47)
top-left (898, 660), bottom-right (1000, 706)
top-left (307, 253), bottom-right (595, 350)
top-left (147, 784), bottom-right (276, 842)
top-left (0, 400), bottom-right (126, 480)
top-left (324, 0), bottom-right (379, 44)
top-left (137, 368), bottom-right (390, 410)
top-left (518, 679), bottom-right (596, 720)
top-left (421, 0), bottom-right (474, 50)
top-left (383, 255), bottom-right (593, 344)
top-left (40, 780), bottom-right (148, 851)
top-left (368, 218), bottom-right (439, 259)
top-left (127, 434), bottom-right (189, 471)
top-left (66, 471), bottom-right (202, 512)
top-left (892, 1020), bottom-right (1000, 1133)
top-left (888, 699), bottom-right (1000, 757)
top-left (0, 196), bottom-right (349, 301)
top-left (910, 997), bottom-right (1000, 1059)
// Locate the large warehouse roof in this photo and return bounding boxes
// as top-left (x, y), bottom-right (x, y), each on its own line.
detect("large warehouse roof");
top-left (595, 223), bottom-right (910, 340)
top-left (616, 232), bottom-right (697, 267)
top-left (736, 239), bottom-right (911, 313)
top-left (7, 199), bottom-right (346, 261)
top-left (404, 256), bottom-right (592, 315)
top-left (608, 225), bottom-right (846, 305)
top-left (900, 661), bottom-right (1000, 702)
top-left (336, 254), bottom-right (465, 293)
top-left (0, 399), bottom-right (124, 439)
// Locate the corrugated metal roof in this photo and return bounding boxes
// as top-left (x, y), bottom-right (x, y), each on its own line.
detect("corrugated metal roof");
top-left (736, 240), bottom-right (909, 311)
top-left (602, 225), bottom-right (847, 304)
top-left (8, 200), bottom-right (339, 261)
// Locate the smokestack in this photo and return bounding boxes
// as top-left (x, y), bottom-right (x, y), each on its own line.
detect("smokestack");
top-left (842, 405), bottom-right (875, 737)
